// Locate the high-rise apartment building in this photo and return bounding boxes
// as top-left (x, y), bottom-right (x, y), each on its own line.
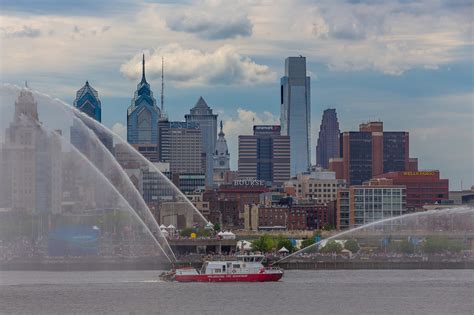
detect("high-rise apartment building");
top-left (337, 178), bottom-right (406, 229)
top-left (330, 122), bottom-right (410, 185)
top-left (127, 55), bottom-right (160, 145)
top-left (238, 125), bottom-right (290, 186)
top-left (185, 96), bottom-right (217, 186)
top-left (316, 108), bottom-right (340, 169)
top-left (280, 56), bottom-right (311, 175)
top-left (213, 121), bottom-right (230, 187)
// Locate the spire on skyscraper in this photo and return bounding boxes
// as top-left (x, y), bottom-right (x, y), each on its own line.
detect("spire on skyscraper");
top-left (141, 53), bottom-right (147, 84)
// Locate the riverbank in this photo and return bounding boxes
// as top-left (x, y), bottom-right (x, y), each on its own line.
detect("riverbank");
top-left (2, 258), bottom-right (473, 271)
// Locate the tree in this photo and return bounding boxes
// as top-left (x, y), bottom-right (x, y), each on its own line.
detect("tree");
top-left (320, 240), bottom-right (343, 253)
top-left (344, 239), bottom-right (360, 253)
top-left (422, 236), bottom-right (464, 253)
top-left (322, 224), bottom-right (335, 231)
top-left (301, 237), bottom-right (315, 249)
top-left (276, 236), bottom-right (295, 253)
top-left (398, 240), bottom-right (415, 254)
top-left (251, 234), bottom-right (274, 253)
top-left (213, 223), bottom-right (221, 232)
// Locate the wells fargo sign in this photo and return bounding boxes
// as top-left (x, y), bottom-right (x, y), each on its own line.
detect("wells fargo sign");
top-left (403, 171), bottom-right (436, 176)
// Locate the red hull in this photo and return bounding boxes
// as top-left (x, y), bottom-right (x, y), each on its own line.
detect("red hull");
top-left (175, 273), bottom-right (283, 282)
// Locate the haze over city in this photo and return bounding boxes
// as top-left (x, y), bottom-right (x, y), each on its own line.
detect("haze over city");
top-left (1, 0), bottom-right (472, 189)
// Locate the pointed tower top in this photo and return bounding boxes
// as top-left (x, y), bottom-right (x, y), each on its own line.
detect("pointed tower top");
top-left (85, 80), bottom-right (89, 85)
top-left (220, 120), bottom-right (223, 131)
top-left (161, 56), bottom-right (164, 111)
top-left (218, 120), bottom-right (225, 137)
top-left (141, 53), bottom-right (147, 84)
top-left (25, 81), bottom-right (28, 89)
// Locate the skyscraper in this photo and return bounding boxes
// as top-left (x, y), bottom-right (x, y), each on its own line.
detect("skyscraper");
top-left (127, 54), bottom-right (160, 145)
top-left (316, 108), bottom-right (340, 169)
top-left (185, 96), bottom-right (217, 186)
top-left (238, 125), bottom-right (290, 186)
top-left (71, 81), bottom-right (113, 153)
top-left (73, 81), bottom-right (101, 122)
top-left (213, 121), bottom-right (230, 187)
top-left (280, 56), bottom-right (311, 176)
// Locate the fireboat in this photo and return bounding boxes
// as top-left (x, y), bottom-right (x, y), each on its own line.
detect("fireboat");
top-left (161, 255), bottom-right (284, 282)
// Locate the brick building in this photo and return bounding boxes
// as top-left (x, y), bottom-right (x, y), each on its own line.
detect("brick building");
top-left (374, 170), bottom-right (449, 211)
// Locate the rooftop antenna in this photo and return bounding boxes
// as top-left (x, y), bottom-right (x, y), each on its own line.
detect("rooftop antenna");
top-left (25, 81), bottom-right (28, 88)
top-left (161, 56), bottom-right (164, 112)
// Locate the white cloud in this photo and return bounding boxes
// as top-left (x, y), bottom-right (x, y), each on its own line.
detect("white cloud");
top-left (166, 10), bottom-right (252, 40)
top-left (120, 44), bottom-right (276, 86)
top-left (111, 122), bottom-right (126, 140)
top-left (221, 108), bottom-right (279, 170)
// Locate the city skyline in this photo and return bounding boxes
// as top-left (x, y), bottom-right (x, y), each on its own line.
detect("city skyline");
top-left (1, 0), bottom-right (472, 189)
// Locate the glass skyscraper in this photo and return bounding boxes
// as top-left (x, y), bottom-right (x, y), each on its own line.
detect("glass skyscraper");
top-left (73, 81), bottom-right (101, 122)
top-left (127, 54), bottom-right (160, 145)
top-left (280, 56), bottom-right (311, 176)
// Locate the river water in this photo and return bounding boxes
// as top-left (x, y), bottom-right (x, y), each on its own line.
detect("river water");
top-left (1, 270), bottom-right (473, 314)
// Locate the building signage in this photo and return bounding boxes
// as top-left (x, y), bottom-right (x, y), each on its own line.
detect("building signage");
top-left (403, 171), bottom-right (436, 176)
top-left (233, 178), bottom-right (266, 187)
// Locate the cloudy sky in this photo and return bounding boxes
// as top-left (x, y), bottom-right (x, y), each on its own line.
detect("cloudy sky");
top-left (0, 0), bottom-right (472, 189)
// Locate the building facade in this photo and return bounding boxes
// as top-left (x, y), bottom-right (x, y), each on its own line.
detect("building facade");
top-left (316, 108), bottom-right (340, 169)
top-left (374, 171), bottom-right (449, 211)
top-left (73, 81), bottom-right (101, 122)
top-left (1, 86), bottom-right (62, 214)
top-left (238, 125), bottom-right (290, 186)
top-left (287, 203), bottom-right (330, 230)
top-left (127, 54), bottom-right (160, 145)
top-left (284, 168), bottom-right (347, 204)
top-left (213, 121), bottom-right (230, 187)
top-left (337, 178), bottom-right (406, 229)
top-left (330, 121), bottom-right (411, 185)
top-left (185, 96), bottom-right (217, 187)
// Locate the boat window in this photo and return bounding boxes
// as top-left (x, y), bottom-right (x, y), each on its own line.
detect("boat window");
top-left (214, 269), bottom-right (221, 273)
top-left (222, 265), bottom-right (226, 272)
top-left (233, 264), bottom-right (240, 268)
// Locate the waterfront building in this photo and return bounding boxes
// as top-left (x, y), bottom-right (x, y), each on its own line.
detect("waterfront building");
top-left (449, 186), bottom-right (474, 205)
top-left (284, 168), bottom-right (346, 204)
top-left (337, 178), bottom-right (406, 229)
top-left (127, 54), bottom-right (160, 145)
top-left (330, 121), bottom-right (411, 185)
top-left (238, 125), bottom-right (290, 186)
top-left (213, 121), bottom-right (230, 187)
top-left (1, 86), bottom-right (62, 214)
top-left (185, 96), bottom-right (218, 187)
top-left (280, 56), bottom-right (311, 175)
top-left (374, 170), bottom-right (449, 211)
top-left (316, 109), bottom-right (340, 169)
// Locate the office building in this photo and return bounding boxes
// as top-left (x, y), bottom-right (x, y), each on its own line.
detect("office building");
top-left (213, 121), bottom-right (230, 187)
top-left (158, 121), bottom-right (205, 192)
top-left (127, 54), bottom-right (160, 145)
top-left (316, 108), bottom-right (340, 169)
top-left (238, 125), bottom-right (290, 186)
top-left (280, 56), bottom-right (311, 175)
top-left (374, 170), bottom-right (449, 211)
top-left (330, 121), bottom-right (411, 185)
top-left (185, 96), bottom-right (218, 186)
top-left (337, 178), bottom-right (406, 229)
top-left (73, 81), bottom-right (102, 122)
top-left (1, 86), bottom-right (62, 214)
